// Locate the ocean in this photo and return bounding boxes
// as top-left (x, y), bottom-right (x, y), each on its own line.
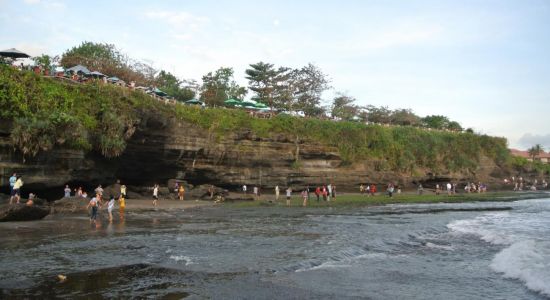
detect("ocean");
top-left (1, 196), bottom-right (549, 299)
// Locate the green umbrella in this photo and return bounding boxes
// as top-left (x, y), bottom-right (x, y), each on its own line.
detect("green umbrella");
top-left (254, 102), bottom-right (268, 109)
top-left (224, 98), bottom-right (242, 106)
top-left (240, 101), bottom-right (256, 107)
top-left (185, 99), bottom-right (203, 105)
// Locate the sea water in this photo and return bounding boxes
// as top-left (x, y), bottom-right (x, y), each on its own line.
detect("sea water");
top-left (0, 197), bottom-right (549, 299)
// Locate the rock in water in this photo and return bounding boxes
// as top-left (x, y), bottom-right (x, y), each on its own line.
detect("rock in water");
top-left (0, 203), bottom-right (50, 222)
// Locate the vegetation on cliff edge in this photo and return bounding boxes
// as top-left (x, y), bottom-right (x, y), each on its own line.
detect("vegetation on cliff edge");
top-left (1, 66), bottom-right (513, 174)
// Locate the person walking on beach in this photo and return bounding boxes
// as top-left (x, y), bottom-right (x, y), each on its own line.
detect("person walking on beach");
top-left (178, 184), bottom-right (185, 201)
top-left (302, 189), bottom-right (308, 207)
top-left (286, 187), bottom-right (292, 207)
top-left (322, 186), bottom-right (327, 201)
top-left (242, 184), bottom-right (247, 195)
top-left (253, 186), bottom-right (259, 200)
top-left (370, 184), bottom-right (377, 196)
top-left (360, 184), bottom-right (365, 195)
top-left (275, 185), bottom-right (280, 201)
top-left (153, 184), bottom-right (159, 207)
top-left (331, 184), bottom-right (336, 200)
top-left (315, 186), bottom-right (321, 202)
top-left (87, 195), bottom-right (100, 224)
top-left (118, 195), bottom-right (126, 220)
top-left (327, 184), bottom-right (332, 202)
top-left (107, 196), bottom-right (115, 222)
top-left (417, 184), bottom-right (423, 195)
top-left (446, 182), bottom-right (452, 195)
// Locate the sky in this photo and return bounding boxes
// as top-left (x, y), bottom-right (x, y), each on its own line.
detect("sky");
top-left (1, 0), bottom-right (550, 150)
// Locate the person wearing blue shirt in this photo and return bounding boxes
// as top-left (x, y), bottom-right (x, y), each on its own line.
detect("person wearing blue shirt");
top-left (9, 173), bottom-right (16, 192)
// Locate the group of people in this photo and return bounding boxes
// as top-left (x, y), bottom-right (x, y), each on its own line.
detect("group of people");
top-left (505, 176), bottom-right (548, 191)
top-left (359, 184), bottom-right (378, 196)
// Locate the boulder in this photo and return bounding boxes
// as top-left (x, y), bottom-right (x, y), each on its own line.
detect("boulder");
top-left (0, 203), bottom-right (50, 222)
top-left (51, 197), bottom-right (91, 214)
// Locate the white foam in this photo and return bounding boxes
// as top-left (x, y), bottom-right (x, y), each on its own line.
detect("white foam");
top-left (447, 213), bottom-right (513, 245)
top-left (490, 240), bottom-right (550, 297)
top-left (169, 255), bottom-right (193, 265)
top-left (425, 242), bottom-right (454, 251)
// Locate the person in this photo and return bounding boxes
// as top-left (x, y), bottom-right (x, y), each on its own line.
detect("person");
top-left (315, 186), bottom-right (321, 202)
top-left (253, 186), bottom-right (259, 200)
top-left (118, 195), bottom-right (126, 220)
top-left (178, 184), bottom-right (185, 201)
top-left (120, 184), bottom-right (127, 197)
top-left (275, 185), bottom-right (280, 201)
top-left (331, 184), bottom-right (336, 199)
top-left (446, 182), bottom-right (452, 195)
top-left (327, 184), bottom-right (332, 202)
top-left (322, 186), bottom-right (328, 201)
top-left (12, 176), bottom-right (23, 204)
top-left (302, 189), bottom-right (308, 207)
top-left (76, 187), bottom-right (83, 197)
top-left (387, 183), bottom-right (394, 198)
top-left (26, 193), bottom-right (35, 206)
top-left (64, 185), bottom-right (71, 198)
top-left (366, 184), bottom-right (370, 196)
top-left (286, 187), bottom-right (292, 207)
top-left (417, 183), bottom-right (423, 195)
top-left (360, 184), bottom-right (365, 195)
top-left (370, 184), bottom-right (377, 196)
top-left (95, 184), bottom-right (104, 197)
top-left (208, 185), bottom-right (214, 199)
top-left (9, 173), bottom-right (17, 204)
top-left (9, 172), bottom-right (16, 194)
top-left (242, 184), bottom-right (247, 195)
top-left (87, 195), bottom-right (100, 223)
top-left (174, 181), bottom-right (179, 193)
top-left (107, 196), bottom-right (115, 222)
top-left (435, 184), bottom-right (440, 195)
top-left (153, 184), bottom-right (159, 206)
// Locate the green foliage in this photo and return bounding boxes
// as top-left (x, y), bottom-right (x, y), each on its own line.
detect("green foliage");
top-left (0, 65), bottom-right (152, 157)
top-left (200, 67), bottom-right (246, 106)
top-left (155, 70), bottom-right (195, 102)
top-left (1, 65), bottom-right (511, 173)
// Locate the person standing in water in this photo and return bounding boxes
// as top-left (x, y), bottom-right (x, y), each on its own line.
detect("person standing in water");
top-left (87, 195), bottom-right (100, 224)
top-left (107, 196), bottom-right (115, 222)
top-left (118, 195), bottom-right (126, 220)
top-left (178, 184), bottom-right (185, 201)
top-left (153, 184), bottom-right (159, 207)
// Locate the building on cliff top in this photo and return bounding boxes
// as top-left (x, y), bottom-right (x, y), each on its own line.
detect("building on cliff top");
top-left (510, 149), bottom-right (550, 163)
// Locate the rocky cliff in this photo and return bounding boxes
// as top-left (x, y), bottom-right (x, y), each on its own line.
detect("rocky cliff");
top-left (0, 111), bottom-right (507, 200)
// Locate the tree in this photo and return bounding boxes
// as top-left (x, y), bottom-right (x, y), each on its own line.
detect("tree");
top-left (528, 144), bottom-right (544, 161)
top-left (33, 54), bottom-right (58, 71)
top-left (331, 93), bottom-right (358, 121)
top-left (390, 109), bottom-right (421, 126)
top-left (60, 41), bottom-right (154, 85)
top-left (200, 67), bottom-right (245, 106)
top-left (291, 63), bottom-right (330, 116)
top-left (245, 62), bottom-right (289, 110)
top-left (365, 105), bottom-right (392, 124)
top-left (422, 115), bottom-right (450, 129)
top-left (155, 70), bottom-right (195, 102)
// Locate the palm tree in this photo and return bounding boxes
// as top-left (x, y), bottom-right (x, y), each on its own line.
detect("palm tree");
top-left (527, 144), bottom-right (544, 161)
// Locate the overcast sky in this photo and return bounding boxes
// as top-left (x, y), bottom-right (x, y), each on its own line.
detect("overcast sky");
top-left (2, 0), bottom-right (549, 150)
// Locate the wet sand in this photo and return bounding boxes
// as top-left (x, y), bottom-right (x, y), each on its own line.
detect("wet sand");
top-left (119, 198), bottom-right (215, 210)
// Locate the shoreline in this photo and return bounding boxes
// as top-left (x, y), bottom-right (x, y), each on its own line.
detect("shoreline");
top-left (225, 190), bottom-right (550, 208)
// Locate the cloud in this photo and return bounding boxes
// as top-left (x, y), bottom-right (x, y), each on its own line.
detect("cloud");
top-left (144, 10), bottom-right (209, 29)
top-left (518, 133), bottom-right (550, 149)
top-left (22, 0), bottom-right (40, 4)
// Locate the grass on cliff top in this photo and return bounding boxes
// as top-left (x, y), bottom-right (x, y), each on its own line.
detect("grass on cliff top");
top-left (226, 191), bottom-right (547, 208)
top-left (1, 66), bottom-right (513, 174)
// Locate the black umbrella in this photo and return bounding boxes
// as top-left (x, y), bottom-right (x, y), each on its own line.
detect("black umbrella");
top-left (0, 48), bottom-right (31, 59)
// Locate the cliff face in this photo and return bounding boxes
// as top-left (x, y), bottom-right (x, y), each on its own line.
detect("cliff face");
top-left (0, 112), bottom-right (507, 199)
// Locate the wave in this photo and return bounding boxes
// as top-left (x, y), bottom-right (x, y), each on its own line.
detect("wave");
top-left (490, 240), bottom-right (550, 297)
top-left (169, 255), bottom-right (193, 266)
top-left (449, 211), bottom-right (550, 297)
